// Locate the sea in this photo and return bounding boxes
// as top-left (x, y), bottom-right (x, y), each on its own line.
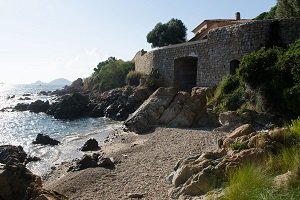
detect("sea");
top-left (0, 83), bottom-right (120, 176)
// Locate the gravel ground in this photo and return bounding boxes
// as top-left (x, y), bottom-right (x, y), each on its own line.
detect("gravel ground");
top-left (45, 127), bottom-right (226, 200)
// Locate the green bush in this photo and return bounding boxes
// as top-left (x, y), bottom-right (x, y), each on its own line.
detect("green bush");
top-left (211, 75), bottom-right (245, 111)
top-left (238, 47), bottom-right (283, 89)
top-left (87, 58), bottom-right (134, 91)
top-left (230, 142), bottom-right (247, 151)
top-left (224, 165), bottom-right (272, 200)
top-left (126, 71), bottom-right (144, 86)
top-left (211, 39), bottom-right (300, 116)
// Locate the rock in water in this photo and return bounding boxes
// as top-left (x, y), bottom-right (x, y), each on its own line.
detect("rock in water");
top-left (47, 93), bottom-right (90, 119)
top-left (14, 103), bottom-right (29, 111)
top-left (32, 134), bottom-right (60, 146)
top-left (28, 100), bottom-right (50, 113)
top-left (80, 139), bottom-right (100, 151)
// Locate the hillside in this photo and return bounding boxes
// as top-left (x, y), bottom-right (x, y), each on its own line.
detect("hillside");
top-left (48, 78), bottom-right (71, 86)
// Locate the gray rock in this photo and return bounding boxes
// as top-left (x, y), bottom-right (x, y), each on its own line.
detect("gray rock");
top-left (81, 139), bottom-right (100, 151)
top-left (125, 87), bottom-right (178, 133)
top-left (33, 134), bottom-right (60, 146)
top-left (127, 193), bottom-right (145, 198)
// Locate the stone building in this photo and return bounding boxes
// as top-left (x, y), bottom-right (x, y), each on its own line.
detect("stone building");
top-left (134, 17), bottom-right (300, 91)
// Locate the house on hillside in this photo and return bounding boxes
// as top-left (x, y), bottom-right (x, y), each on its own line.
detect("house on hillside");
top-left (190, 12), bottom-right (253, 41)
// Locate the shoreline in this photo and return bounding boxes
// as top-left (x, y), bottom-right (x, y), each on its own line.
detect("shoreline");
top-left (44, 127), bottom-right (226, 199)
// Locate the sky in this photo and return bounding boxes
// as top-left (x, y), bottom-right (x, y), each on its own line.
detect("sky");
top-left (0, 0), bottom-right (277, 84)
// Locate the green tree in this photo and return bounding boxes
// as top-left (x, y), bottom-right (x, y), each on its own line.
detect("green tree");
top-left (254, 5), bottom-right (277, 20)
top-left (276, 0), bottom-right (300, 18)
top-left (146, 18), bottom-right (187, 48)
top-left (86, 58), bottom-right (134, 91)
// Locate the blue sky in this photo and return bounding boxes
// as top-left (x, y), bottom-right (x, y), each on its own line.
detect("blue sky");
top-left (0, 0), bottom-right (276, 83)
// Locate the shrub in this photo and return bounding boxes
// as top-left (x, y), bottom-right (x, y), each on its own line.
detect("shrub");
top-left (224, 165), bottom-right (272, 200)
top-left (87, 58), bottom-right (134, 91)
top-left (126, 71), bottom-right (144, 86)
top-left (267, 147), bottom-right (300, 176)
top-left (238, 47), bottom-right (283, 89)
top-left (210, 75), bottom-right (245, 111)
top-left (212, 79), bottom-right (246, 111)
top-left (142, 68), bottom-right (160, 90)
top-left (230, 142), bottom-right (247, 151)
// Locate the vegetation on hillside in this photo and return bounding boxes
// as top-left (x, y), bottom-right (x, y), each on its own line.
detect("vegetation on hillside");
top-left (147, 18), bottom-right (187, 48)
top-left (84, 57), bottom-right (134, 91)
top-left (255, 0), bottom-right (300, 19)
top-left (211, 39), bottom-right (300, 117)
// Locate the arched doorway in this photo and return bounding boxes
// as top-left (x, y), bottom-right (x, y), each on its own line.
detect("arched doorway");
top-left (230, 59), bottom-right (240, 75)
top-left (174, 56), bottom-right (198, 91)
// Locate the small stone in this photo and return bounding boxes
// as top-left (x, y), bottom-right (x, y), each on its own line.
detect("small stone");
top-left (127, 193), bottom-right (145, 198)
top-left (98, 157), bottom-right (115, 168)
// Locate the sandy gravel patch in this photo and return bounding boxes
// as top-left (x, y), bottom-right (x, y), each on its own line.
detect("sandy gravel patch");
top-left (45, 127), bottom-right (226, 200)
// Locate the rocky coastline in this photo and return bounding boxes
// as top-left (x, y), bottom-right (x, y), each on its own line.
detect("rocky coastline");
top-left (0, 78), bottom-right (289, 199)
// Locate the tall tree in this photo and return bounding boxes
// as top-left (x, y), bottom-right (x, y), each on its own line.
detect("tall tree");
top-left (276, 0), bottom-right (300, 18)
top-left (147, 18), bottom-right (187, 48)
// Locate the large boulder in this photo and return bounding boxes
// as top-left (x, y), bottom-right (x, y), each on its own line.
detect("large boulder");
top-left (14, 103), bottom-right (29, 111)
top-left (124, 87), bottom-right (178, 133)
top-left (0, 145), bottom-right (27, 164)
top-left (32, 134), bottom-right (60, 146)
top-left (219, 111), bottom-right (240, 126)
top-left (80, 139), bottom-right (100, 151)
top-left (47, 93), bottom-right (90, 119)
top-left (0, 163), bottom-right (67, 200)
top-left (159, 92), bottom-right (189, 124)
top-left (227, 124), bottom-right (255, 139)
top-left (168, 89), bottom-right (207, 127)
top-left (28, 100), bottom-right (50, 113)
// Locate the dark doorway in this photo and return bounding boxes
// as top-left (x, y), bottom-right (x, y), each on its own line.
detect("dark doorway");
top-left (230, 59), bottom-right (240, 75)
top-left (174, 56), bottom-right (197, 91)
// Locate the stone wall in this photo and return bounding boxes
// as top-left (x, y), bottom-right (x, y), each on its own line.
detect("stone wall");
top-left (135, 18), bottom-right (300, 88)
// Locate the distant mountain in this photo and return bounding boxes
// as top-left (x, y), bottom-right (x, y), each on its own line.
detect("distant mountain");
top-left (48, 78), bottom-right (71, 86)
top-left (31, 80), bottom-right (47, 85)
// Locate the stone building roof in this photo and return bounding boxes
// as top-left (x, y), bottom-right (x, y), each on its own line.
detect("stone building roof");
top-left (190, 12), bottom-right (253, 41)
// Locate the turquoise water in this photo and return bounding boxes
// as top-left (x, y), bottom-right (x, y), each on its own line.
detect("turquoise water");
top-left (0, 84), bottom-right (119, 175)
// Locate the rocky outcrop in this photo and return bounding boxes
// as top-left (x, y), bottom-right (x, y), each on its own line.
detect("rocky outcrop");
top-left (32, 134), bottom-right (60, 146)
top-left (68, 153), bottom-right (114, 171)
top-left (14, 103), bottom-right (29, 111)
top-left (125, 87), bottom-right (178, 133)
top-left (89, 86), bottom-right (153, 121)
top-left (0, 145), bottom-right (27, 164)
top-left (47, 93), bottom-right (89, 119)
top-left (28, 100), bottom-right (50, 113)
top-left (215, 110), bottom-right (283, 132)
top-left (51, 78), bottom-right (84, 96)
top-left (168, 124), bottom-right (290, 198)
top-left (125, 87), bottom-right (219, 134)
top-left (80, 139), bottom-right (100, 151)
top-left (0, 145), bottom-right (67, 200)
top-left (0, 162), bottom-right (68, 200)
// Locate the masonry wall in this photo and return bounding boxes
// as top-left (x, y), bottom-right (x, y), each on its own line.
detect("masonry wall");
top-left (135, 18), bottom-right (300, 88)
